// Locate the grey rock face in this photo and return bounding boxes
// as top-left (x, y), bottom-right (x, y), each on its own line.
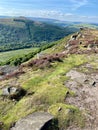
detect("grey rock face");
top-left (10, 112), bottom-right (54, 130)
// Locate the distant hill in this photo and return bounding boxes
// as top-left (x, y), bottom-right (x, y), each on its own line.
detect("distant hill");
top-left (0, 16), bottom-right (98, 51)
top-left (29, 17), bottom-right (70, 27)
top-left (0, 17), bottom-right (77, 51)
top-left (29, 17), bottom-right (98, 28)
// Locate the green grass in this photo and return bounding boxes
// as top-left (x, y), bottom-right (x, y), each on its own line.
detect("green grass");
top-left (0, 41), bottom-right (92, 130)
top-left (1, 25), bottom-right (97, 130)
top-left (0, 54), bottom-right (88, 129)
top-left (1, 27), bottom-right (98, 129)
top-left (0, 48), bottom-right (38, 63)
top-left (1, 98), bottom-right (37, 129)
top-left (43, 35), bottom-right (71, 54)
top-left (48, 103), bottom-right (85, 129)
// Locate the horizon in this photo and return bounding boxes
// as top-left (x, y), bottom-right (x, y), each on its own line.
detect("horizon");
top-left (0, 16), bottom-right (98, 24)
top-left (0, 0), bottom-right (98, 23)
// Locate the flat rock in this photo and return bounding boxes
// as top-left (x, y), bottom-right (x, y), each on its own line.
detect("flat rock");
top-left (66, 70), bottom-right (87, 84)
top-left (10, 112), bottom-right (54, 130)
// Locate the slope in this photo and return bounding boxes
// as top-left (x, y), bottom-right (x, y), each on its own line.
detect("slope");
top-left (0, 28), bottom-right (98, 130)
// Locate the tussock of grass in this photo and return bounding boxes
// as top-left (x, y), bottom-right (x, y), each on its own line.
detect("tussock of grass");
top-left (22, 76), bottom-right (46, 92)
top-left (48, 103), bottom-right (85, 129)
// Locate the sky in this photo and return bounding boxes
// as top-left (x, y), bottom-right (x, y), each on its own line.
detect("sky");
top-left (0, 0), bottom-right (98, 23)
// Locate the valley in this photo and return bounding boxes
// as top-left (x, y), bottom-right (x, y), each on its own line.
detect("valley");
top-left (0, 17), bottom-right (77, 52)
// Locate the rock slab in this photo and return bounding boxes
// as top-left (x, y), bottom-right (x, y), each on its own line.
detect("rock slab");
top-left (10, 112), bottom-right (54, 130)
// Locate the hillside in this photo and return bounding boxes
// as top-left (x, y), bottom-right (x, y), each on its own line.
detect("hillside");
top-left (0, 28), bottom-right (98, 130)
top-left (29, 17), bottom-right (98, 30)
top-left (0, 16), bottom-right (97, 52)
top-left (0, 17), bottom-right (77, 51)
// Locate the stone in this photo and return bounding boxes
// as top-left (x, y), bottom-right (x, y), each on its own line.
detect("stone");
top-left (10, 112), bottom-right (54, 130)
top-left (0, 65), bottom-right (18, 74)
top-left (2, 86), bottom-right (26, 100)
top-left (66, 70), bottom-right (87, 84)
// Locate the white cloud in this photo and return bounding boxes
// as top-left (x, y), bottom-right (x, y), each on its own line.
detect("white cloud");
top-left (64, 13), bottom-right (73, 16)
top-left (70, 0), bottom-right (88, 10)
top-left (0, 7), bottom-right (98, 23)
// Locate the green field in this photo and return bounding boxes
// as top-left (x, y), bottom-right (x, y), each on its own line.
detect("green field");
top-left (0, 48), bottom-right (38, 63)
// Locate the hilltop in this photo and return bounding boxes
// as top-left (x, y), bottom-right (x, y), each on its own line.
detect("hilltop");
top-left (0, 17), bottom-right (77, 51)
top-left (0, 28), bottom-right (98, 130)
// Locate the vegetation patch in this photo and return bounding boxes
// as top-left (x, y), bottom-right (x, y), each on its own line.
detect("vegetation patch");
top-left (48, 103), bottom-right (85, 129)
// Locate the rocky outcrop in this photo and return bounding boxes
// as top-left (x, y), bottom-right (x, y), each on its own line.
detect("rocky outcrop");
top-left (65, 29), bottom-right (98, 55)
top-left (10, 112), bottom-right (54, 130)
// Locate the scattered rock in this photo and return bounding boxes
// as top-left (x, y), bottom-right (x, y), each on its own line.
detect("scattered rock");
top-left (2, 86), bottom-right (26, 100)
top-left (10, 112), bottom-right (54, 130)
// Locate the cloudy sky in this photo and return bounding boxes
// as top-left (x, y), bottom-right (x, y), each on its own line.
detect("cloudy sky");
top-left (0, 0), bottom-right (98, 23)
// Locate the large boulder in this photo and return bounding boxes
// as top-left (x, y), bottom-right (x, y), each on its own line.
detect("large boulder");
top-left (2, 86), bottom-right (26, 100)
top-left (10, 112), bottom-right (55, 130)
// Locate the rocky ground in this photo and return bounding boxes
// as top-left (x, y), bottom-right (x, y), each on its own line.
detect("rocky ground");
top-left (65, 63), bottom-right (98, 130)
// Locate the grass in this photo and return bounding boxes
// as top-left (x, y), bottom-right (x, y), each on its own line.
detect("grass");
top-left (0, 48), bottom-right (38, 63)
top-left (0, 54), bottom-right (88, 129)
top-left (1, 98), bottom-right (37, 129)
top-left (43, 35), bottom-right (71, 54)
top-left (1, 27), bottom-right (98, 130)
top-left (48, 103), bottom-right (85, 129)
top-left (0, 41), bottom-right (92, 130)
